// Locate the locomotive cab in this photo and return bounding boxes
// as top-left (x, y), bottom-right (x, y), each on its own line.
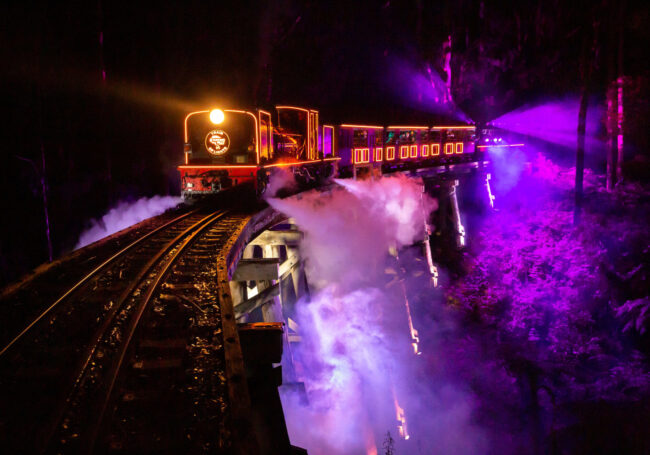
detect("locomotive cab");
top-left (179, 105), bottom-right (337, 200)
top-left (179, 109), bottom-right (261, 197)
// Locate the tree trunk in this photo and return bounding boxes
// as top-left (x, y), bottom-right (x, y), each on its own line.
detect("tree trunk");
top-left (616, 1), bottom-right (626, 183)
top-left (442, 35), bottom-right (453, 104)
top-left (40, 145), bottom-right (53, 262)
top-left (606, 0), bottom-right (626, 189)
top-left (574, 16), bottom-right (597, 224)
top-left (575, 87), bottom-right (588, 224)
top-left (605, 0), bottom-right (617, 191)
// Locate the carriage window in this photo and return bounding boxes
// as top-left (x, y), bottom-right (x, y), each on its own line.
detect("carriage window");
top-left (353, 148), bottom-right (370, 164)
top-left (385, 130), bottom-right (397, 145)
top-left (278, 110), bottom-right (307, 134)
top-left (259, 114), bottom-right (271, 161)
top-left (322, 126), bottom-right (334, 158)
top-left (353, 130), bottom-right (369, 147)
top-left (399, 130), bottom-right (416, 143)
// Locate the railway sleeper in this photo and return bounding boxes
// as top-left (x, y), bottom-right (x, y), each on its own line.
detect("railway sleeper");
top-left (105, 427), bottom-right (192, 455)
top-left (119, 388), bottom-right (187, 408)
top-left (138, 337), bottom-right (187, 351)
top-left (139, 322), bottom-right (191, 340)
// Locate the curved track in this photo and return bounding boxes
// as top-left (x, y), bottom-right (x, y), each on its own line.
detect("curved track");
top-left (0, 207), bottom-right (256, 453)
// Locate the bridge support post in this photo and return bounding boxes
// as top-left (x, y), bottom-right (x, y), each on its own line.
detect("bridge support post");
top-left (450, 179), bottom-right (466, 248)
top-left (230, 223), bottom-right (308, 383)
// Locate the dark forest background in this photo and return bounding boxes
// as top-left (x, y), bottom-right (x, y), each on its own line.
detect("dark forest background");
top-left (0, 0), bottom-right (648, 287)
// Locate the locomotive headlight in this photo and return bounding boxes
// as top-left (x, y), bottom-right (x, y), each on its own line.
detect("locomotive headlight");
top-left (209, 109), bottom-right (225, 125)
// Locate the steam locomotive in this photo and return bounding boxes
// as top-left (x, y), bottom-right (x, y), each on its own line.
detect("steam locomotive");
top-left (179, 105), bottom-right (484, 199)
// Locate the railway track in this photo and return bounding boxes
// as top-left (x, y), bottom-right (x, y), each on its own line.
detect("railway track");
top-left (0, 207), bottom-right (256, 453)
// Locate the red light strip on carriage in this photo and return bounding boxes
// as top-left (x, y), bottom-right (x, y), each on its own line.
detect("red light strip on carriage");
top-left (400, 145), bottom-right (409, 159)
top-left (340, 124), bottom-right (384, 129)
top-left (275, 105), bottom-right (311, 113)
top-left (386, 146), bottom-right (396, 160)
top-left (387, 125), bottom-right (428, 129)
top-left (374, 147), bottom-right (383, 161)
top-left (178, 165), bottom-right (259, 169)
top-left (410, 144), bottom-right (418, 158)
top-left (444, 143), bottom-right (454, 155)
top-left (476, 143), bottom-right (525, 149)
top-left (264, 157), bottom-right (340, 168)
top-left (431, 125), bottom-right (476, 130)
top-left (421, 144), bottom-right (430, 157)
top-left (431, 144), bottom-right (440, 155)
top-left (182, 157), bottom-right (341, 171)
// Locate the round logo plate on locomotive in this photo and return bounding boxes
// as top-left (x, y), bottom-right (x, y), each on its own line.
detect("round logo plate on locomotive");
top-left (205, 129), bottom-right (230, 155)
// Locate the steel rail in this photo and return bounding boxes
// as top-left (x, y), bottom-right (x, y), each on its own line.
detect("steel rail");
top-left (42, 209), bottom-right (227, 453)
top-left (0, 207), bottom-right (199, 358)
top-left (87, 209), bottom-right (231, 453)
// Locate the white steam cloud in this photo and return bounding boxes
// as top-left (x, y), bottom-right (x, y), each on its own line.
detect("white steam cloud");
top-left (75, 195), bottom-right (181, 249)
top-left (269, 175), bottom-right (435, 291)
top-left (265, 168), bottom-right (298, 198)
top-left (267, 175), bottom-right (485, 454)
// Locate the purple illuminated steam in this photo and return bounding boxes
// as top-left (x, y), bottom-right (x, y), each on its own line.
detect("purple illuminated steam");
top-left (491, 98), bottom-right (603, 150)
top-left (384, 56), bottom-right (471, 122)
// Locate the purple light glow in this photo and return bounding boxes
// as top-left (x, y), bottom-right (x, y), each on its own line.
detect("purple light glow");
top-left (384, 56), bottom-right (471, 122)
top-left (491, 98), bottom-right (604, 150)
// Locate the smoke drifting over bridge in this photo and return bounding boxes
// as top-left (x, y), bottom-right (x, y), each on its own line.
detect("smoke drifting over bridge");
top-left (267, 176), bottom-right (486, 454)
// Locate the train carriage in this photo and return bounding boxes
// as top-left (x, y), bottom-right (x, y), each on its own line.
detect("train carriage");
top-left (179, 105), bottom-right (488, 199)
top-left (384, 125), bottom-right (429, 170)
top-left (431, 125), bottom-right (477, 161)
top-left (336, 124), bottom-right (384, 179)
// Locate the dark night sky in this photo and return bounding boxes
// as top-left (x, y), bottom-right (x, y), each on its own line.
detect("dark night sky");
top-left (0, 0), bottom-right (648, 286)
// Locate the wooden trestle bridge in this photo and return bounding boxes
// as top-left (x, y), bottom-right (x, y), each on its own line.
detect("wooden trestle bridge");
top-left (0, 163), bottom-right (492, 454)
